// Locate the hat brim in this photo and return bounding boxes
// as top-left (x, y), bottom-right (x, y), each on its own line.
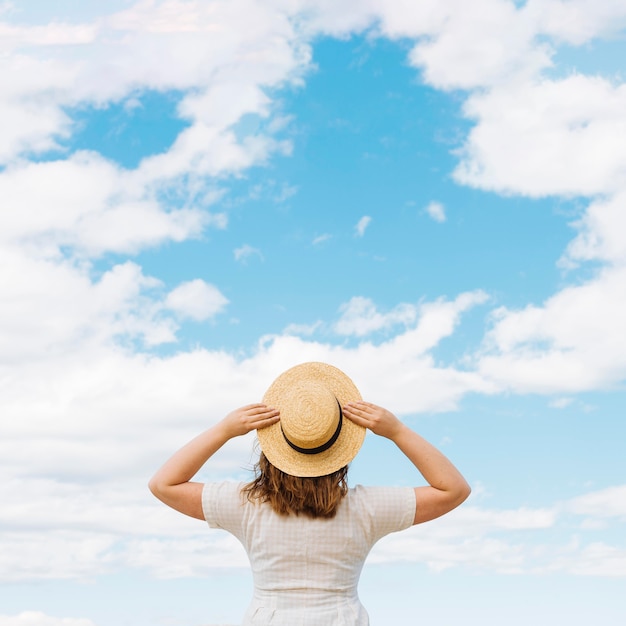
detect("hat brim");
top-left (258, 362), bottom-right (365, 477)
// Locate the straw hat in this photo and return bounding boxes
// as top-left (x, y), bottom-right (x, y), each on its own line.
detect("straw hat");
top-left (258, 362), bottom-right (366, 477)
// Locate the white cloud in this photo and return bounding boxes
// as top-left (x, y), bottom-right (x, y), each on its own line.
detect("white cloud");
top-left (374, 0), bottom-right (626, 91)
top-left (283, 321), bottom-right (323, 336)
top-left (125, 535), bottom-right (248, 579)
top-left (567, 485), bottom-right (626, 519)
top-left (564, 542), bottom-right (626, 576)
top-left (335, 291), bottom-right (487, 342)
top-left (404, 0), bottom-right (548, 91)
top-left (425, 201), bottom-right (446, 222)
top-left (0, 0), bottom-right (310, 191)
top-left (0, 613), bottom-right (97, 626)
top-left (548, 397), bottom-right (573, 409)
top-left (274, 183), bottom-right (298, 203)
top-left (476, 265), bottom-right (626, 393)
top-left (369, 485), bottom-right (626, 575)
top-left (526, 0), bottom-right (626, 45)
top-left (334, 296), bottom-right (418, 336)
top-left (355, 215), bottom-right (371, 237)
top-left (0, 253), bottom-right (183, 362)
top-left (295, 0), bottom-right (376, 38)
top-left (164, 279), bottom-right (229, 321)
top-left (563, 191), bottom-right (626, 266)
top-left (454, 75), bottom-right (626, 198)
top-left (370, 500), bottom-right (554, 573)
top-left (312, 233), bottom-right (332, 245)
top-left (0, 531), bottom-right (119, 583)
top-left (234, 244), bottom-right (263, 263)
top-left (0, 153), bottom-right (214, 258)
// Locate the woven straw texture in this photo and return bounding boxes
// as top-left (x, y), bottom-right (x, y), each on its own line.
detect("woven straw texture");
top-left (258, 362), bottom-right (365, 477)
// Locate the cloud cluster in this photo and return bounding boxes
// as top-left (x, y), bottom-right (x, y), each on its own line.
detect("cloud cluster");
top-left (382, 1), bottom-right (626, 395)
top-left (285, 0), bottom-right (626, 397)
top-left (0, 295), bottom-right (492, 584)
top-left (2, 0), bottom-right (625, 409)
top-left (4, 478), bottom-right (622, 582)
top-left (1, 0), bottom-right (307, 171)
top-left (371, 486), bottom-right (626, 577)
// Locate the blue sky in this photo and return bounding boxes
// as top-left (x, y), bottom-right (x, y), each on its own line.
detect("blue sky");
top-left (1, 1), bottom-right (626, 625)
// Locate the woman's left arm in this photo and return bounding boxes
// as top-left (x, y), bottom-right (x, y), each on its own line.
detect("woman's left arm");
top-left (148, 404), bottom-right (279, 520)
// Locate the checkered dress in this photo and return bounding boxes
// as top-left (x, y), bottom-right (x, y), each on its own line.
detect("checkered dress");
top-left (202, 482), bottom-right (415, 625)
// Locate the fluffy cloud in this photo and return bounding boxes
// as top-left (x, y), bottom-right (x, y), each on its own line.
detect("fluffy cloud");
top-left (476, 264), bottom-right (626, 393)
top-left (455, 75), bottom-right (626, 197)
top-left (526, 0), bottom-right (626, 45)
top-left (374, 0), bottom-right (626, 90)
top-left (0, 152), bottom-right (214, 258)
top-left (334, 296), bottom-right (418, 336)
top-left (0, 0), bottom-right (308, 173)
top-left (407, 0), bottom-right (547, 91)
top-left (563, 192), bottom-right (626, 265)
top-left (0, 253), bottom-right (180, 361)
top-left (425, 201), bottom-right (446, 223)
top-left (164, 279), bottom-right (229, 321)
top-left (335, 291), bottom-right (487, 345)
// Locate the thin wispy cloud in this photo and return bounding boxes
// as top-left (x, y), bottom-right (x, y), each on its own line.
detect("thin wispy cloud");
top-left (355, 215), bottom-right (371, 237)
top-left (233, 244), bottom-right (263, 264)
top-left (312, 233), bottom-right (332, 245)
top-left (274, 183), bottom-right (298, 203)
top-left (549, 397), bottom-right (574, 409)
top-left (283, 321), bottom-right (323, 336)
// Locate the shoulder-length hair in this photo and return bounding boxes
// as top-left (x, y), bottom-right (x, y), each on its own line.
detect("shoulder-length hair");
top-left (242, 452), bottom-right (348, 519)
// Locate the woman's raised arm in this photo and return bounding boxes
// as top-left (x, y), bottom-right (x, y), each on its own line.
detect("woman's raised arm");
top-left (148, 404), bottom-right (279, 520)
top-left (343, 401), bottom-right (471, 525)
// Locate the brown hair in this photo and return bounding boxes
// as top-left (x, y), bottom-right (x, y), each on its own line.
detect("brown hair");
top-left (242, 452), bottom-right (348, 519)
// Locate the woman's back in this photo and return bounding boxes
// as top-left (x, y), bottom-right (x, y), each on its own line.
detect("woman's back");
top-left (203, 482), bottom-right (415, 625)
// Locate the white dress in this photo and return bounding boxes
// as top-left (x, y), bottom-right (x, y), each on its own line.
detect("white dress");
top-left (202, 482), bottom-right (415, 625)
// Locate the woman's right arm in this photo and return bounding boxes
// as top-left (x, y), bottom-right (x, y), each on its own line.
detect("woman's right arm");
top-left (148, 404), bottom-right (279, 519)
top-left (343, 401), bottom-right (471, 525)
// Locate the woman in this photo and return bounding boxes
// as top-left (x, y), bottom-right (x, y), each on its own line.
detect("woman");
top-left (149, 362), bottom-right (470, 625)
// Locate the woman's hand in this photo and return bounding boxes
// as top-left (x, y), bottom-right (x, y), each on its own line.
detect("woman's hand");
top-left (343, 401), bottom-right (404, 440)
top-left (220, 403), bottom-right (280, 439)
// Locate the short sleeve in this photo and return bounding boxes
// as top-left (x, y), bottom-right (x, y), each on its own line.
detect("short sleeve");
top-left (201, 482), bottom-right (246, 539)
top-left (350, 485), bottom-right (415, 544)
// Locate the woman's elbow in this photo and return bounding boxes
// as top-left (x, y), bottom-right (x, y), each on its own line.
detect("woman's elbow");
top-left (455, 480), bottom-right (471, 506)
top-left (148, 476), bottom-right (165, 499)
